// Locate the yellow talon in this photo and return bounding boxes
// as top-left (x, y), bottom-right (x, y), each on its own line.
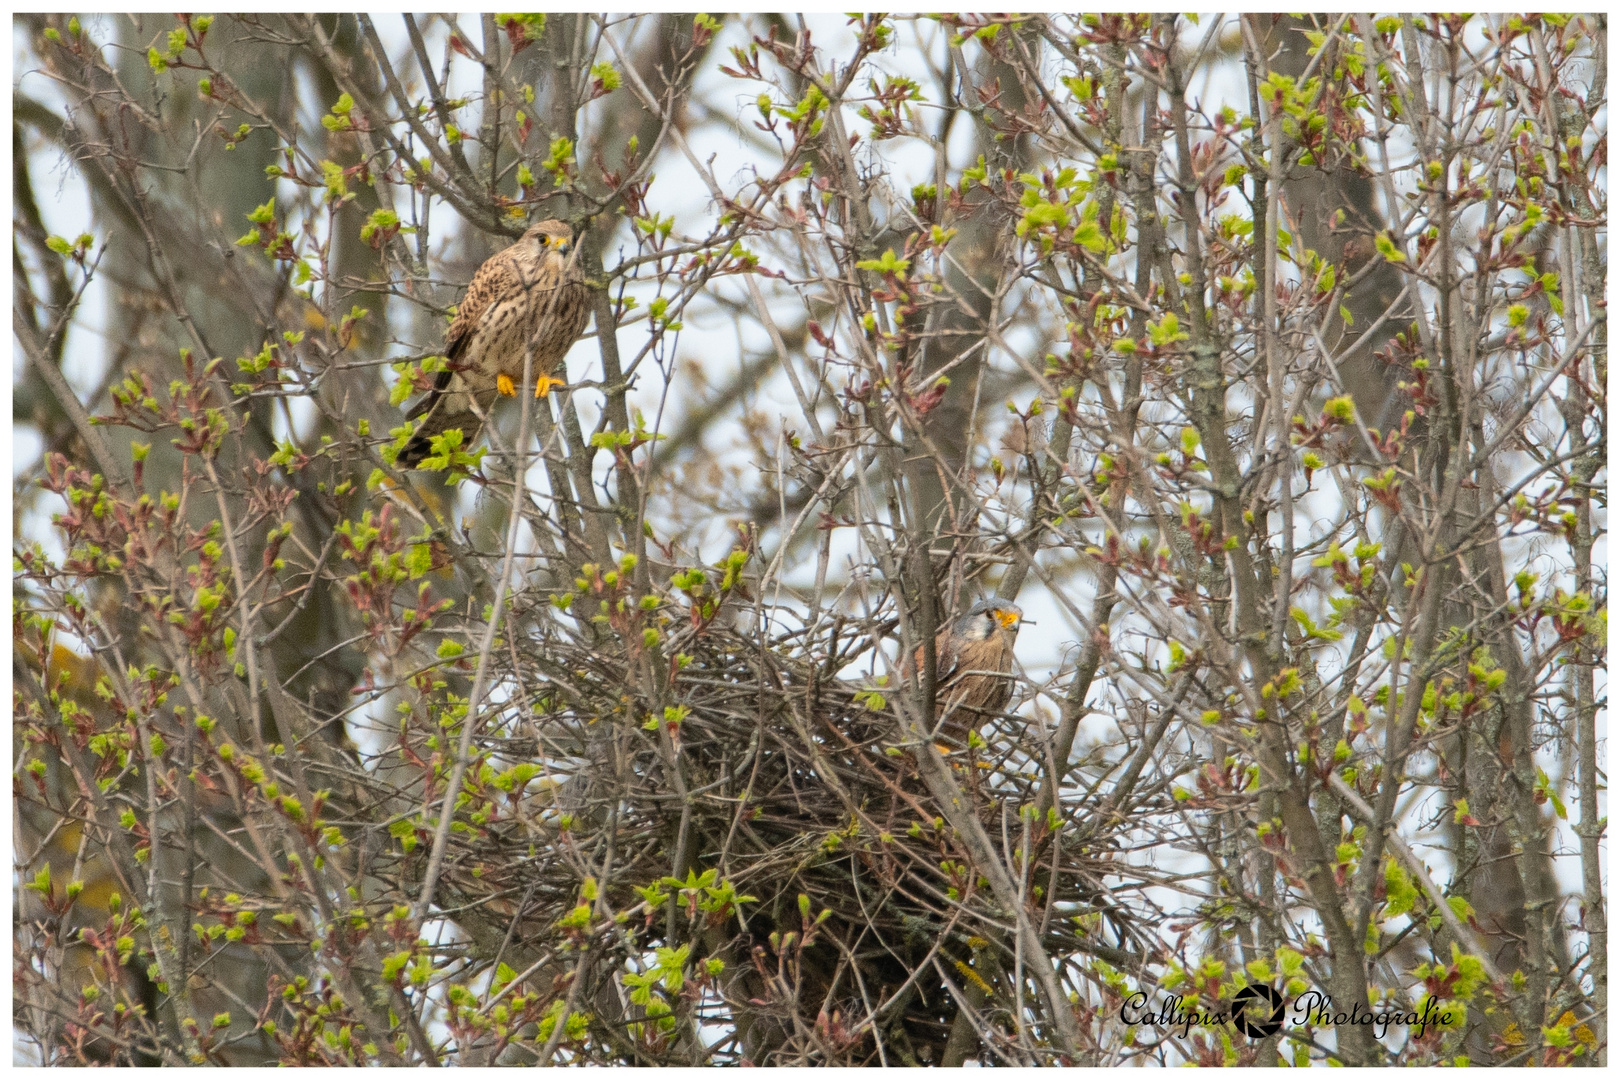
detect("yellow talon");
top-left (496, 373), bottom-right (516, 397)
top-left (534, 374), bottom-right (563, 398)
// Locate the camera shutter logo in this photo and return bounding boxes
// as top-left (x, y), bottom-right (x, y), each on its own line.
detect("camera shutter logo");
top-left (1231, 984), bottom-right (1284, 1038)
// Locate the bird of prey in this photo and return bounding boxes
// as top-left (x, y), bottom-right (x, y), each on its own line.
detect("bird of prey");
top-left (398, 219), bottom-right (591, 468)
top-left (907, 599), bottom-right (1024, 748)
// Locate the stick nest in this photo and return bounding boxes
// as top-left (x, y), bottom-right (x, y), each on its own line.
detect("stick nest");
top-left (416, 584), bottom-right (1163, 1065)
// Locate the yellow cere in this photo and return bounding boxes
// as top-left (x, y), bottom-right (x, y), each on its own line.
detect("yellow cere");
top-left (995, 610), bottom-right (1020, 628)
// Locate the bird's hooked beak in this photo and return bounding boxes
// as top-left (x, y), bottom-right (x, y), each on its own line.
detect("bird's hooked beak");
top-left (994, 609), bottom-right (1021, 630)
top-left (553, 236), bottom-right (572, 254)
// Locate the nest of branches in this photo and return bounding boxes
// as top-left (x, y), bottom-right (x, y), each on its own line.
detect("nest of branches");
top-left (411, 572), bottom-right (1161, 1066)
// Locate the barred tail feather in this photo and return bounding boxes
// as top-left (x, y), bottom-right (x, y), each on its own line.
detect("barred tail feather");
top-left (398, 406), bottom-right (481, 468)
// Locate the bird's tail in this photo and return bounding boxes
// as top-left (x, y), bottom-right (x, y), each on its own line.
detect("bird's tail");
top-left (397, 410), bottom-right (482, 468)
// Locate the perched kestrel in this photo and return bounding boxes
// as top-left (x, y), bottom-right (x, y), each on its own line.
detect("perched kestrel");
top-left (906, 599), bottom-right (1023, 748)
top-left (398, 219), bottom-right (591, 468)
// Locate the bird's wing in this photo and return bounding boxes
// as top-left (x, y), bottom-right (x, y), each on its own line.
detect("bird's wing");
top-left (920, 628), bottom-right (965, 689)
top-left (407, 251), bottom-right (524, 419)
top-left (443, 250), bottom-right (522, 363)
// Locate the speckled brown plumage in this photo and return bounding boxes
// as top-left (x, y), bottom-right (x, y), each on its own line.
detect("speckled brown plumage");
top-left (906, 599), bottom-right (1023, 747)
top-left (399, 219), bottom-right (591, 467)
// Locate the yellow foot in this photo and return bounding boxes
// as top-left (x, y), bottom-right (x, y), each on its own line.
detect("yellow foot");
top-left (534, 374), bottom-right (564, 398)
top-left (496, 373), bottom-right (516, 396)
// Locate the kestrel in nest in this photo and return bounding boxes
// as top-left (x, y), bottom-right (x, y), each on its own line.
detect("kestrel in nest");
top-left (908, 599), bottom-right (1024, 748)
top-left (398, 218), bottom-right (591, 468)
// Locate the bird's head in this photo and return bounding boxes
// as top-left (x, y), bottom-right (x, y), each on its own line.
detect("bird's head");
top-left (955, 599), bottom-right (1023, 642)
top-left (523, 219), bottom-right (574, 259)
